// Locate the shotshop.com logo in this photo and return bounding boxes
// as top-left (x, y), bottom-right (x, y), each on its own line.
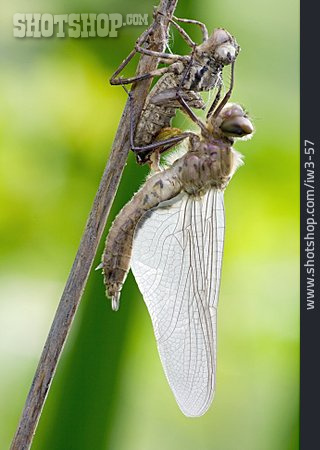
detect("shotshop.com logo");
top-left (13, 13), bottom-right (149, 38)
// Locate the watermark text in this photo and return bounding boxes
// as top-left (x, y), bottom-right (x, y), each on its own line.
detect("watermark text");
top-left (13, 13), bottom-right (149, 38)
top-left (303, 139), bottom-right (317, 310)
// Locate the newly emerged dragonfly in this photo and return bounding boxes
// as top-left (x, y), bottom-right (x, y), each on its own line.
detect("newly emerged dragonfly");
top-left (100, 79), bottom-right (254, 415)
top-left (111, 13), bottom-right (239, 165)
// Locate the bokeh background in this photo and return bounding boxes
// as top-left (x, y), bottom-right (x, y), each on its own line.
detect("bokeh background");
top-left (0, 0), bottom-right (299, 449)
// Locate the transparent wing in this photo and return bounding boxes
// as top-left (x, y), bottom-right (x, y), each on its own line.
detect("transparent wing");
top-left (131, 189), bottom-right (225, 417)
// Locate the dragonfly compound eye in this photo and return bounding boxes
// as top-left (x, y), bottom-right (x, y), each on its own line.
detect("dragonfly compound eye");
top-left (215, 44), bottom-right (237, 63)
top-left (210, 28), bottom-right (239, 64)
top-left (199, 28), bottom-right (239, 65)
top-left (211, 28), bottom-right (232, 46)
top-left (220, 116), bottom-right (254, 137)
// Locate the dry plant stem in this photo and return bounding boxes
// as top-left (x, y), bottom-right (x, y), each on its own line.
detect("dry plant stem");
top-left (10, 1), bottom-right (178, 448)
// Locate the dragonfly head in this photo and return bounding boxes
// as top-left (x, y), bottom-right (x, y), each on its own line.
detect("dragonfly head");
top-left (207, 103), bottom-right (254, 141)
top-left (198, 29), bottom-right (239, 65)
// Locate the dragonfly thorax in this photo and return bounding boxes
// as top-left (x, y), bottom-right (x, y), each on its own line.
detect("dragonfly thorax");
top-left (175, 140), bottom-right (240, 195)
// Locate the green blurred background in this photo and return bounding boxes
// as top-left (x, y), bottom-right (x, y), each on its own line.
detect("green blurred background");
top-left (0, 0), bottom-right (299, 449)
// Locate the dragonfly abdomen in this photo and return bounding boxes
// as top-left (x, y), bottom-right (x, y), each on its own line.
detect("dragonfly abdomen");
top-left (102, 170), bottom-right (182, 309)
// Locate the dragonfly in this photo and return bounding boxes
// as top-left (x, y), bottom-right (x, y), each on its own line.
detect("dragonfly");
top-left (110, 13), bottom-right (239, 166)
top-left (100, 74), bottom-right (254, 416)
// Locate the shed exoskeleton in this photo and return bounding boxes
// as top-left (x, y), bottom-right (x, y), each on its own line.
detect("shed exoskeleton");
top-left (110, 13), bottom-right (239, 166)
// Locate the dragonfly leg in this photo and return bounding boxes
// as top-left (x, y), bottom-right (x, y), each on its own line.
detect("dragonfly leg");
top-left (135, 45), bottom-right (189, 63)
top-left (206, 82), bottom-right (222, 119)
top-left (167, 19), bottom-right (196, 48)
top-left (134, 134), bottom-right (192, 164)
top-left (157, 11), bottom-right (209, 43)
top-left (111, 10), bottom-right (191, 86)
top-left (175, 90), bottom-right (208, 136)
top-left (172, 16), bottom-right (209, 42)
top-left (110, 66), bottom-right (171, 86)
top-left (211, 61), bottom-right (235, 118)
top-left (110, 12), bottom-right (179, 86)
top-left (109, 22), bottom-right (156, 84)
top-left (156, 11), bottom-right (196, 48)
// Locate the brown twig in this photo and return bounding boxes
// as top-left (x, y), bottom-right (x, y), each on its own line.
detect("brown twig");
top-left (10, 1), bottom-right (179, 448)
